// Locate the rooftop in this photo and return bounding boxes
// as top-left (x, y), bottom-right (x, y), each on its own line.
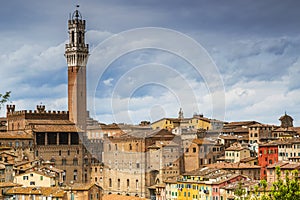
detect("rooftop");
top-left (103, 194), bottom-right (146, 200)
top-left (6, 187), bottom-right (65, 197)
top-left (206, 162), bottom-right (261, 169)
top-left (0, 131), bottom-right (32, 139)
top-left (225, 143), bottom-right (249, 151)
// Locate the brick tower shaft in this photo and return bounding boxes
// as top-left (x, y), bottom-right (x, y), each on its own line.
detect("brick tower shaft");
top-left (65, 9), bottom-right (89, 130)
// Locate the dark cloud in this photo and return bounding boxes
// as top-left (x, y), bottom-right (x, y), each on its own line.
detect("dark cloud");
top-left (1, 0), bottom-right (300, 124)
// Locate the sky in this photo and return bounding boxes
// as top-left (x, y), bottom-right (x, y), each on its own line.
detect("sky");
top-left (1, 0), bottom-right (300, 126)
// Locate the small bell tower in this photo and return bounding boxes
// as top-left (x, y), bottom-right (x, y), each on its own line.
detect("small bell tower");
top-left (65, 5), bottom-right (89, 130)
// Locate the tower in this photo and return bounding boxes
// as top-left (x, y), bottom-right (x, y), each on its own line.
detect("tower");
top-left (279, 112), bottom-right (293, 128)
top-left (65, 7), bottom-right (89, 130)
top-left (178, 108), bottom-right (184, 119)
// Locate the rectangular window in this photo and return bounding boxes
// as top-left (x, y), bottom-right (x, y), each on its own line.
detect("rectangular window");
top-left (23, 176), bottom-right (28, 180)
top-left (30, 181), bottom-right (35, 185)
top-left (40, 176), bottom-right (43, 181)
top-left (193, 148), bottom-right (196, 153)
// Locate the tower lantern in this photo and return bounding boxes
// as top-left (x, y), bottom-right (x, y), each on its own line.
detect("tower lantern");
top-left (65, 6), bottom-right (89, 130)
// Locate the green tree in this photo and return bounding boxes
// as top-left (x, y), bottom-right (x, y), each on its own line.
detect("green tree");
top-left (257, 166), bottom-right (300, 200)
top-left (260, 179), bottom-right (269, 200)
top-left (269, 166), bottom-right (300, 200)
top-left (0, 91), bottom-right (11, 110)
top-left (235, 181), bottom-right (246, 200)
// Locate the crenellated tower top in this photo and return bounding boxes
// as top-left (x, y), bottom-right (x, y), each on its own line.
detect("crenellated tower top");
top-left (65, 5), bottom-right (89, 67)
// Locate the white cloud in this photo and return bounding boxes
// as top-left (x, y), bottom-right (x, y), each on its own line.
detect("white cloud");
top-left (103, 78), bottom-right (114, 86)
top-left (1, 13), bottom-right (300, 129)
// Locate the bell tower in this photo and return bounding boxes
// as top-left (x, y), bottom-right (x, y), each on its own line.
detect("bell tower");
top-left (65, 6), bottom-right (88, 130)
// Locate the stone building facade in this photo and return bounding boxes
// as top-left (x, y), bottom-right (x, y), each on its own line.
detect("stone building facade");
top-left (99, 129), bottom-right (182, 198)
top-left (183, 138), bottom-right (224, 172)
top-left (5, 104), bottom-right (91, 184)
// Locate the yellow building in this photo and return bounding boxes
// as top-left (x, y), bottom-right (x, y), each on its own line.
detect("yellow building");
top-left (225, 143), bottom-right (250, 163)
top-left (14, 171), bottom-right (56, 187)
top-left (151, 109), bottom-right (221, 131)
top-left (188, 115), bottom-right (211, 130)
top-left (151, 118), bottom-right (181, 130)
top-left (176, 174), bottom-right (211, 200)
top-left (164, 168), bottom-right (251, 200)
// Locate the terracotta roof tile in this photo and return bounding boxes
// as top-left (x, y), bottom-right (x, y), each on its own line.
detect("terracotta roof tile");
top-left (192, 138), bottom-right (215, 145)
top-left (103, 194), bottom-right (146, 200)
top-left (33, 124), bottom-right (80, 132)
top-left (6, 187), bottom-right (65, 197)
top-left (206, 162), bottom-right (261, 169)
top-left (0, 131), bottom-right (32, 139)
top-left (0, 182), bottom-right (20, 187)
top-left (65, 183), bottom-right (102, 191)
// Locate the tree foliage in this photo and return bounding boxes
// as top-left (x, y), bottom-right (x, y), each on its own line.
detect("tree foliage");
top-left (248, 166), bottom-right (300, 200)
top-left (269, 166), bottom-right (300, 200)
top-left (0, 91), bottom-right (11, 110)
top-left (235, 181), bottom-right (246, 200)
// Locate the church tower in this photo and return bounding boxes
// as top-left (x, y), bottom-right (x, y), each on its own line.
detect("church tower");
top-left (65, 7), bottom-right (88, 130)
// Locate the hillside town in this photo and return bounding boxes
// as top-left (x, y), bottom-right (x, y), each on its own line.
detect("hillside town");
top-left (0, 7), bottom-right (299, 200)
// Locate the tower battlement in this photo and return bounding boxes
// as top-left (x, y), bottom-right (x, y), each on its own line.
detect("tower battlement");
top-left (6, 105), bottom-right (15, 113)
top-left (68, 19), bottom-right (86, 26)
top-left (6, 105), bottom-right (69, 120)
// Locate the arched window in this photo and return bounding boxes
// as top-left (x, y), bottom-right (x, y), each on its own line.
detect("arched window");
top-left (127, 179), bottom-right (130, 188)
top-left (71, 31), bottom-right (74, 43)
top-left (109, 178), bottom-right (112, 187)
top-left (118, 179), bottom-right (120, 188)
top-left (62, 158), bottom-right (67, 165)
top-left (73, 158), bottom-right (78, 166)
top-left (136, 179), bottom-right (139, 189)
top-left (50, 157), bottom-right (56, 163)
top-left (73, 170), bottom-right (78, 180)
top-left (84, 157), bottom-right (88, 165)
top-left (129, 144), bottom-right (132, 151)
top-left (78, 31), bottom-right (82, 43)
